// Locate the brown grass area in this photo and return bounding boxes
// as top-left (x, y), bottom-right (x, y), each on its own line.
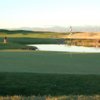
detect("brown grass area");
top-left (61, 32), bottom-right (100, 39)
top-left (0, 95), bottom-right (100, 100)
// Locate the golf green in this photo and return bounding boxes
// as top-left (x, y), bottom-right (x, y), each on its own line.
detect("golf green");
top-left (0, 51), bottom-right (100, 74)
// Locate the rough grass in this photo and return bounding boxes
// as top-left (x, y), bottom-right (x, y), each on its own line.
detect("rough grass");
top-left (0, 72), bottom-right (100, 96)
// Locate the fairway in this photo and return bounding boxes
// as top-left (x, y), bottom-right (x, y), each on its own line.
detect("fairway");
top-left (0, 51), bottom-right (100, 74)
top-left (0, 51), bottom-right (100, 95)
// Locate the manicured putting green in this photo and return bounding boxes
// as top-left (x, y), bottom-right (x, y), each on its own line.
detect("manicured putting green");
top-left (0, 51), bottom-right (100, 74)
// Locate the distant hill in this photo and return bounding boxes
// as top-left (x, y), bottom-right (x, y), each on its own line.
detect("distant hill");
top-left (1, 26), bottom-right (100, 33)
top-left (0, 29), bottom-right (33, 33)
top-left (0, 29), bottom-right (55, 34)
top-left (17, 26), bottom-right (100, 32)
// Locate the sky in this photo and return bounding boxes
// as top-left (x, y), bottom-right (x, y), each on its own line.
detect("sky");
top-left (0, 0), bottom-right (100, 28)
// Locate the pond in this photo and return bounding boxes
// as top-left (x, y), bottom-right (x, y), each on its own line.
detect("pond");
top-left (28, 44), bottom-right (100, 53)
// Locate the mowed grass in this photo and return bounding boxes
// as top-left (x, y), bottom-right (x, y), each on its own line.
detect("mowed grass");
top-left (0, 51), bottom-right (100, 74)
top-left (0, 33), bottom-right (63, 38)
top-left (0, 37), bottom-right (64, 45)
top-left (0, 51), bottom-right (100, 96)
